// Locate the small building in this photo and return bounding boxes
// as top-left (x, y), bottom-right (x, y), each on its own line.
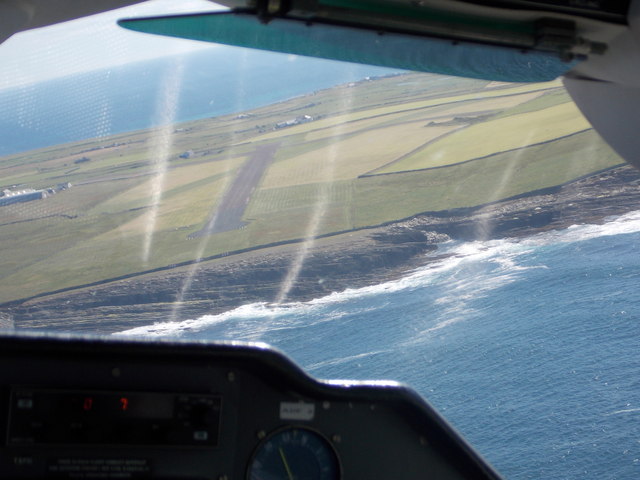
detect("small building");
top-left (0, 189), bottom-right (46, 206)
top-left (274, 115), bottom-right (314, 130)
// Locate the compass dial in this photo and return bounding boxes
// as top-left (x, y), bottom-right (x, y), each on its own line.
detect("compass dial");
top-left (247, 427), bottom-right (340, 480)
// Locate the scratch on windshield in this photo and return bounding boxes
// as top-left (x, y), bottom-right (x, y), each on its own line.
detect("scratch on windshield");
top-left (143, 58), bottom-right (184, 263)
top-left (169, 51), bottom-right (250, 322)
top-left (275, 73), bottom-right (356, 304)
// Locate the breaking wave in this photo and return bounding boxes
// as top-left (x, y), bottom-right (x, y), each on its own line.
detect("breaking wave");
top-left (115, 209), bottom-right (640, 341)
top-left (114, 210), bottom-right (640, 480)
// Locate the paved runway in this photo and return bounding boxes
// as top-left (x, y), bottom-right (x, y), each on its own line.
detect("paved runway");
top-left (190, 142), bottom-right (280, 238)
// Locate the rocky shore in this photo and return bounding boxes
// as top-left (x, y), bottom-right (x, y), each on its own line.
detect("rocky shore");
top-left (4, 165), bottom-right (640, 334)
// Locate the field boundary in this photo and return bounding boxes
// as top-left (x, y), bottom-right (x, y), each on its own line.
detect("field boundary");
top-left (0, 161), bottom-right (623, 309)
top-left (361, 124), bottom-right (470, 176)
top-left (359, 128), bottom-right (594, 178)
top-left (254, 88), bottom-right (556, 144)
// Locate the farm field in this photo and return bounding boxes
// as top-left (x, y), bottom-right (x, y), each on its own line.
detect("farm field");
top-left (372, 101), bottom-right (592, 174)
top-left (0, 73), bottom-right (624, 303)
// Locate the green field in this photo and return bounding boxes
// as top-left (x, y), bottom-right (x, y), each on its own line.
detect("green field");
top-left (372, 101), bottom-right (591, 174)
top-left (0, 73), bottom-right (624, 303)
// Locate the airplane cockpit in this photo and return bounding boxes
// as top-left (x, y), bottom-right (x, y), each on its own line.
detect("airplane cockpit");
top-left (1, 0), bottom-right (640, 478)
top-left (0, 334), bottom-right (500, 479)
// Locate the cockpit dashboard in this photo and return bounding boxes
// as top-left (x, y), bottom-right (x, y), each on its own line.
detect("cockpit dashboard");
top-left (0, 334), bottom-right (501, 479)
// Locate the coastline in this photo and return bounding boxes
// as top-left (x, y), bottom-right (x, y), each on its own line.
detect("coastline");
top-left (4, 164), bottom-right (640, 334)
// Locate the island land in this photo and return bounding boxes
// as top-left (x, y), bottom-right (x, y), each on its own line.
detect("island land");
top-left (0, 73), bottom-right (638, 333)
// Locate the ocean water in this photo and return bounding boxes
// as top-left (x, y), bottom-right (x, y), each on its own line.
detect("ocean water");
top-left (5, 39), bottom-right (639, 478)
top-left (118, 211), bottom-right (640, 480)
top-left (0, 48), bottom-right (395, 156)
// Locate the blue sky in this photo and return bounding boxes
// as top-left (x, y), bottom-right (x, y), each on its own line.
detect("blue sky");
top-left (0, 0), bottom-right (226, 89)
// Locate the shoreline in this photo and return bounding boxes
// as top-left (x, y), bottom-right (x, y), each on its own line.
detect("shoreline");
top-left (4, 164), bottom-right (640, 334)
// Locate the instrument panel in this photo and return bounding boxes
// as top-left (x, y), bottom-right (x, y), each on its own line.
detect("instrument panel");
top-left (0, 333), bottom-right (502, 479)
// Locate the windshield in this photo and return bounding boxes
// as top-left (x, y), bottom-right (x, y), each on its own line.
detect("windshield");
top-left (1, 2), bottom-right (639, 479)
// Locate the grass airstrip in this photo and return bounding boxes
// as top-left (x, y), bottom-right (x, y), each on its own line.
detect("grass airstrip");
top-left (0, 73), bottom-right (624, 303)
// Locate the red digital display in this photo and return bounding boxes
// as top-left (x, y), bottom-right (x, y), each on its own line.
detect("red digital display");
top-left (67, 393), bottom-right (170, 418)
top-left (8, 388), bottom-right (221, 447)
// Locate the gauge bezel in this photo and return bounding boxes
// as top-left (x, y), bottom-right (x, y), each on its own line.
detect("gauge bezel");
top-left (246, 425), bottom-right (342, 480)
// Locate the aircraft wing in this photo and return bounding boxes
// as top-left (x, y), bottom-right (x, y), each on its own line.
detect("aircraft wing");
top-left (3, 0), bottom-right (640, 167)
top-left (113, 0), bottom-right (640, 169)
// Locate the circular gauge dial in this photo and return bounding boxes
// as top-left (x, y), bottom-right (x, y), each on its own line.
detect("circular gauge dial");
top-left (247, 427), bottom-right (340, 480)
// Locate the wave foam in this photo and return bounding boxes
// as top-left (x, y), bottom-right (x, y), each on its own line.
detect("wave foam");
top-left (523, 209), bottom-right (640, 247)
top-left (605, 407), bottom-right (640, 416)
top-left (115, 210), bottom-right (640, 340)
top-left (305, 350), bottom-right (390, 372)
